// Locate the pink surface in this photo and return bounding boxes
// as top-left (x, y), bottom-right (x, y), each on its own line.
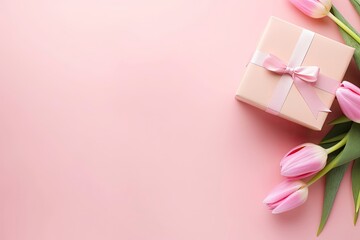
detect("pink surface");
top-left (0, 0), bottom-right (359, 239)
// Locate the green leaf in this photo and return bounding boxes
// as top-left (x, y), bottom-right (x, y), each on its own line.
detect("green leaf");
top-left (329, 115), bottom-right (351, 125)
top-left (317, 161), bottom-right (350, 235)
top-left (321, 121), bottom-right (352, 143)
top-left (335, 123), bottom-right (360, 167)
top-left (321, 133), bottom-right (346, 144)
top-left (349, 0), bottom-right (360, 16)
top-left (315, 124), bottom-right (360, 234)
top-left (352, 158), bottom-right (360, 225)
top-left (331, 6), bottom-right (360, 70)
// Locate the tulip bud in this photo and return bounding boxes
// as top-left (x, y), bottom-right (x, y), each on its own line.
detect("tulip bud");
top-left (289, 0), bottom-right (332, 18)
top-left (280, 143), bottom-right (327, 179)
top-left (336, 81), bottom-right (360, 124)
top-left (264, 180), bottom-right (308, 214)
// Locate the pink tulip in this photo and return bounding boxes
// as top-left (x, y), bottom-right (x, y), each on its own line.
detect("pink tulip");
top-left (280, 143), bottom-right (327, 179)
top-left (289, 0), bottom-right (360, 45)
top-left (264, 180), bottom-right (308, 214)
top-left (336, 81), bottom-right (360, 124)
top-left (289, 0), bottom-right (332, 18)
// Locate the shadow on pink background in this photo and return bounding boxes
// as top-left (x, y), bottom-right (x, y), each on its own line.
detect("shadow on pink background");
top-left (0, 0), bottom-right (359, 239)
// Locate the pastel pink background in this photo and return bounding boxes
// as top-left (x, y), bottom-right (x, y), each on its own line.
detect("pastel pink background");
top-left (0, 0), bottom-right (359, 239)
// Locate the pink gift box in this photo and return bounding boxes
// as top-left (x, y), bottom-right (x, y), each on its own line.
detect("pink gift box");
top-left (236, 17), bottom-right (354, 130)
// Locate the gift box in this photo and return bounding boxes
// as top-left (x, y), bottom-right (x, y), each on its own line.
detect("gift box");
top-left (236, 17), bottom-right (355, 130)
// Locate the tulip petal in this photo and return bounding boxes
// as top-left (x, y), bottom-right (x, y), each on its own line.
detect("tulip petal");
top-left (342, 81), bottom-right (360, 95)
top-left (336, 82), bottom-right (360, 123)
top-left (319, 0), bottom-right (332, 11)
top-left (280, 144), bottom-right (306, 166)
top-left (280, 143), bottom-right (327, 179)
top-left (263, 180), bottom-right (305, 205)
top-left (290, 0), bottom-right (330, 18)
top-left (272, 187), bottom-right (308, 214)
top-left (285, 171), bottom-right (319, 180)
top-left (281, 152), bottom-right (326, 176)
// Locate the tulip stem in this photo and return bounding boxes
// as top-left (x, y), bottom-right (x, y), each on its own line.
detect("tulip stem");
top-left (325, 134), bottom-right (349, 154)
top-left (327, 12), bottom-right (360, 45)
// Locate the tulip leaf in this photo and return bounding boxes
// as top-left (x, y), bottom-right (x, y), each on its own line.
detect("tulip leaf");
top-left (349, 0), bottom-right (360, 16)
top-left (321, 121), bottom-right (352, 143)
top-left (352, 158), bottom-right (360, 225)
top-left (334, 123), bottom-right (360, 167)
top-left (321, 133), bottom-right (346, 144)
top-left (331, 6), bottom-right (360, 70)
top-left (317, 161), bottom-right (350, 235)
top-left (329, 115), bottom-right (351, 125)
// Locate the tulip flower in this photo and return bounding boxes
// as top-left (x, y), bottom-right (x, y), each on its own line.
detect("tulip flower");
top-left (289, 0), bottom-right (360, 44)
top-left (264, 180), bottom-right (308, 214)
top-left (289, 0), bottom-right (332, 18)
top-left (336, 81), bottom-right (360, 124)
top-left (280, 143), bottom-right (327, 179)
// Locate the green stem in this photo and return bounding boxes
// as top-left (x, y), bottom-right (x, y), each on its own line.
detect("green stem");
top-left (327, 12), bottom-right (360, 45)
top-left (325, 134), bottom-right (349, 154)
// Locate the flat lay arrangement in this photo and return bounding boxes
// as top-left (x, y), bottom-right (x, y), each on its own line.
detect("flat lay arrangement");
top-left (3, 0), bottom-right (360, 239)
top-left (242, 0), bottom-right (360, 236)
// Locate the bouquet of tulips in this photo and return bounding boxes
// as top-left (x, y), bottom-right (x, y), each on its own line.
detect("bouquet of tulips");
top-left (264, 0), bottom-right (360, 235)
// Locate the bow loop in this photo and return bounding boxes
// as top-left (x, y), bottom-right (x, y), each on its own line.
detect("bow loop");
top-left (263, 54), bottom-right (320, 83)
top-left (263, 54), bottom-right (288, 74)
top-left (293, 66), bottom-right (319, 83)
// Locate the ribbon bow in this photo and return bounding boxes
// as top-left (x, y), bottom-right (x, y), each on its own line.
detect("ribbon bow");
top-left (251, 52), bottom-right (336, 118)
top-left (250, 29), bottom-right (340, 119)
top-left (263, 54), bottom-right (320, 83)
